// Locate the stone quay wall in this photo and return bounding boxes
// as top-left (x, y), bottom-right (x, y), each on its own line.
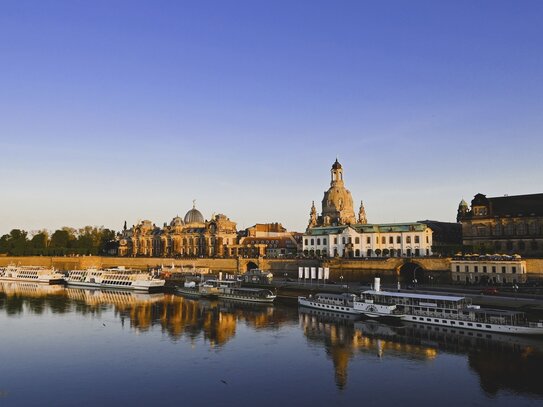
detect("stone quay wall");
top-left (1, 256), bottom-right (542, 279)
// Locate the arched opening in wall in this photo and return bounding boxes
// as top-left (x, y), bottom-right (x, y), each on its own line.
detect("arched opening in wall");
top-left (246, 261), bottom-right (259, 272)
top-left (397, 262), bottom-right (427, 285)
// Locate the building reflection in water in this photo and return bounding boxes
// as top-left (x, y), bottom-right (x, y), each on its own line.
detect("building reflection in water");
top-left (299, 308), bottom-right (437, 389)
top-left (0, 282), bottom-right (290, 348)
top-left (3, 282), bottom-right (543, 398)
top-left (299, 306), bottom-right (543, 396)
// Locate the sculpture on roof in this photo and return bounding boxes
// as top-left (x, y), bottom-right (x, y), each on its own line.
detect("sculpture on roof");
top-left (358, 201), bottom-right (367, 224)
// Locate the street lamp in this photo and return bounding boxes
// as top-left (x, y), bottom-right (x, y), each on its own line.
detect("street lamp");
top-left (413, 266), bottom-right (419, 287)
top-left (340, 275), bottom-right (344, 287)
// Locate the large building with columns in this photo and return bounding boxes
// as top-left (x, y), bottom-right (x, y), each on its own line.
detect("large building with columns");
top-left (303, 160), bottom-right (433, 258)
top-left (118, 203), bottom-right (238, 258)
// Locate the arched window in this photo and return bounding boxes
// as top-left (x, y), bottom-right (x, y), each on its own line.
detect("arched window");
top-left (317, 238), bottom-right (321, 245)
top-left (310, 239), bottom-right (314, 245)
top-left (406, 236), bottom-right (411, 244)
top-left (355, 249), bottom-right (360, 257)
top-left (355, 237), bottom-right (360, 244)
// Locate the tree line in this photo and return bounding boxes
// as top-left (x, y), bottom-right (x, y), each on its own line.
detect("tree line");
top-left (0, 226), bottom-right (117, 256)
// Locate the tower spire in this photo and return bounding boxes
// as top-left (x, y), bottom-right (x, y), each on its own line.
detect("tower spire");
top-left (308, 201), bottom-right (317, 228)
top-left (358, 200), bottom-right (367, 224)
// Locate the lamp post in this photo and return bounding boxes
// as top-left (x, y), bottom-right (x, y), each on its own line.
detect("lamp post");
top-left (412, 266), bottom-right (420, 288)
top-left (340, 275), bottom-right (344, 287)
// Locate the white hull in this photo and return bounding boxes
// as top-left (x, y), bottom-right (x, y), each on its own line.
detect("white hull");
top-left (217, 293), bottom-right (275, 303)
top-left (176, 287), bottom-right (213, 297)
top-left (298, 297), bottom-right (361, 315)
top-left (401, 314), bottom-right (543, 335)
top-left (0, 276), bottom-right (64, 284)
top-left (65, 280), bottom-right (164, 291)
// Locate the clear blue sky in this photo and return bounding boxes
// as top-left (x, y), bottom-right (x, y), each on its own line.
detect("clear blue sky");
top-left (1, 0), bottom-right (542, 234)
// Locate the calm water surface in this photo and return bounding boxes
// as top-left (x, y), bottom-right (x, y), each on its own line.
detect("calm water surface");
top-left (1, 282), bottom-right (542, 406)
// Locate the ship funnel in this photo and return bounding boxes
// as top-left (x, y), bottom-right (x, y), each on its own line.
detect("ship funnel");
top-left (374, 277), bottom-right (381, 292)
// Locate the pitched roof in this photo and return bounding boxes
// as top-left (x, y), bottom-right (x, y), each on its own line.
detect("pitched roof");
top-left (488, 193), bottom-right (543, 216)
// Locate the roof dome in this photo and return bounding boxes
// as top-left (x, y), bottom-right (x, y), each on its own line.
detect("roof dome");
top-left (170, 216), bottom-right (184, 227)
top-left (184, 205), bottom-right (204, 224)
top-left (459, 199), bottom-right (468, 208)
top-left (332, 159), bottom-right (342, 170)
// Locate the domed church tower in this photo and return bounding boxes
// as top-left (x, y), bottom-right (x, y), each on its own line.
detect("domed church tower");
top-left (456, 198), bottom-right (469, 222)
top-left (320, 159), bottom-right (356, 226)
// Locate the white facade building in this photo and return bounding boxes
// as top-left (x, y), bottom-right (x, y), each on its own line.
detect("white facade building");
top-left (303, 223), bottom-right (433, 258)
top-left (303, 160), bottom-right (433, 258)
top-left (450, 255), bottom-right (526, 284)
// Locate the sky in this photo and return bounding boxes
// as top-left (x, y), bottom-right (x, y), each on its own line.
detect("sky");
top-left (1, 0), bottom-right (542, 235)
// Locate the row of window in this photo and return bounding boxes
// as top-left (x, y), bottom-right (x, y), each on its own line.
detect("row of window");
top-left (103, 280), bottom-right (133, 285)
top-left (454, 265), bottom-right (520, 274)
top-left (473, 223), bottom-right (542, 236)
top-left (305, 235), bottom-right (427, 246)
top-left (413, 316), bottom-right (491, 329)
top-left (306, 248), bottom-right (429, 257)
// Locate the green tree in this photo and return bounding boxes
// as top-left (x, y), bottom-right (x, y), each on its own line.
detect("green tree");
top-left (30, 231), bottom-right (48, 249)
top-left (50, 230), bottom-right (70, 249)
top-left (3, 229), bottom-right (29, 255)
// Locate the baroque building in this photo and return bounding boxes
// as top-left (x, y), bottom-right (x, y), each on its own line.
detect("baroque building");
top-left (457, 193), bottom-right (543, 256)
top-left (237, 223), bottom-right (302, 258)
top-left (118, 203), bottom-right (238, 258)
top-left (303, 160), bottom-right (433, 258)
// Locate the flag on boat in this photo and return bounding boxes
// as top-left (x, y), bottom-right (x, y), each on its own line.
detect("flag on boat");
top-left (304, 267), bottom-right (310, 279)
top-left (318, 267), bottom-right (323, 280)
top-left (311, 267), bottom-right (316, 279)
top-left (324, 268), bottom-right (330, 280)
top-left (298, 267), bottom-right (303, 279)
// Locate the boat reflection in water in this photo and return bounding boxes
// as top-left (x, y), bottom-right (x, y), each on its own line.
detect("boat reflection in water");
top-left (153, 295), bottom-right (292, 347)
top-left (299, 305), bottom-right (543, 396)
top-left (0, 281), bottom-right (292, 347)
top-left (375, 320), bottom-right (543, 397)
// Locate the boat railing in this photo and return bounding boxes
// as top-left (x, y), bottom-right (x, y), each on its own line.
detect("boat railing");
top-left (412, 310), bottom-right (475, 321)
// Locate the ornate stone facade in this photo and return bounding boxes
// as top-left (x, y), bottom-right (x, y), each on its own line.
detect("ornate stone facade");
top-left (118, 204), bottom-right (238, 258)
top-left (309, 159), bottom-right (361, 227)
top-left (457, 193), bottom-right (543, 256)
top-left (303, 160), bottom-right (433, 258)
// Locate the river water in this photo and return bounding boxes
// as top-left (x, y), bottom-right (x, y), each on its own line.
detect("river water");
top-left (0, 282), bottom-right (542, 406)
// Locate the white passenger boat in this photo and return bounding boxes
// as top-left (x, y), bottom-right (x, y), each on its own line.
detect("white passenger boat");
top-left (0, 265), bottom-right (64, 284)
top-left (213, 280), bottom-right (276, 303)
top-left (176, 279), bottom-right (220, 298)
top-left (177, 279), bottom-right (276, 303)
top-left (64, 267), bottom-right (165, 291)
top-left (298, 292), bottom-right (361, 315)
top-left (354, 277), bottom-right (543, 335)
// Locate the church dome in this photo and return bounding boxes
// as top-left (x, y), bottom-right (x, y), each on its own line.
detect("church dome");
top-left (322, 187), bottom-right (354, 213)
top-left (184, 206), bottom-right (204, 224)
top-left (332, 159), bottom-right (342, 170)
top-left (170, 216), bottom-right (184, 227)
